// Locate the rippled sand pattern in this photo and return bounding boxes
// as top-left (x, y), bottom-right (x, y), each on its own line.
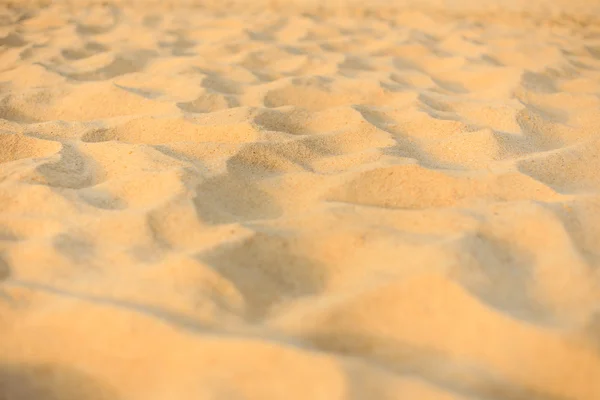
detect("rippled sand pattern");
top-left (1, 1), bottom-right (600, 399)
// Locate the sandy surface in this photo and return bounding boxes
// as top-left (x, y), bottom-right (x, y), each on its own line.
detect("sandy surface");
top-left (1, 0), bottom-right (600, 399)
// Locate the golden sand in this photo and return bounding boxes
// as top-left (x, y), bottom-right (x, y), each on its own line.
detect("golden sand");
top-left (0, 0), bottom-right (599, 398)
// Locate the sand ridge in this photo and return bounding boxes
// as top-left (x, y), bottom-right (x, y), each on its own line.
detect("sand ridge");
top-left (0, 1), bottom-right (600, 399)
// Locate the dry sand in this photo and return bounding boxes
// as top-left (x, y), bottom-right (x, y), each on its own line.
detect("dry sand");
top-left (1, 0), bottom-right (600, 398)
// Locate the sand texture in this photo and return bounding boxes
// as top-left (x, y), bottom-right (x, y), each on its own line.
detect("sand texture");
top-left (0, 1), bottom-right (600, 399)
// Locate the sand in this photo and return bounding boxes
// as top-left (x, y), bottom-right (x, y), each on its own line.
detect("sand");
top-left (0, 0), bottom-right (599, 398)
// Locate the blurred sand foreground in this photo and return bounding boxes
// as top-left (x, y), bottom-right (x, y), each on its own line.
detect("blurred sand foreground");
top-left (0, 0), bottom-right (600, 399)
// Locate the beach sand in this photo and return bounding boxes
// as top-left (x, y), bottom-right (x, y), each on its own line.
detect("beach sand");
top-left (0, 0), bottom-right (599, 398)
